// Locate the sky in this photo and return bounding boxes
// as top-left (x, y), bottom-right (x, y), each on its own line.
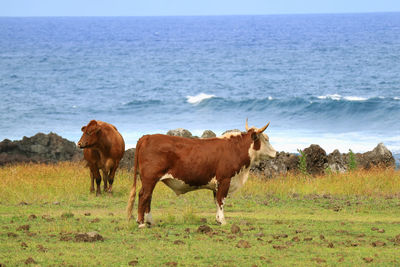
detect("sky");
top-left (1, 0), bottom-right (400, 16)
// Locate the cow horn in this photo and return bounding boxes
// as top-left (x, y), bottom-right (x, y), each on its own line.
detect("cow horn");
top-left (257, 122), bottom-right (270, 133)
top-left (245, 118), bottom-right (249, 131)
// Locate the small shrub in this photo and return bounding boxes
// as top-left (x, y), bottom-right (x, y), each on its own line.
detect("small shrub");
top-left (348, 149), bottom-right (357, 171)
top-left (297, 149), bottom-right (308, 176)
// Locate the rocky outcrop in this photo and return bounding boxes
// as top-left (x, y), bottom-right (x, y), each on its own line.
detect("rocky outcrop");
top-left (0, 133), bottom-right (82, 166)
top-left (252, 143), bottom-right (395, 178)
top-left (166, 128), bottom-right (193, 138)
top-left (303, 145), bottom-right (328, 176)
top-left (251, 152), bottom-right (299, 177)
top-left (356, 143), bottom-right (395, 169)
top-left (119, 148), bottom-right (135, 171)
top-left (201, 130), bottom-right (216, 138)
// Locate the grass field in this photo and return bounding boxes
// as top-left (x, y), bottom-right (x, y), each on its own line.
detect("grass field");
top-left (1, 162), bottom-right (400, 266)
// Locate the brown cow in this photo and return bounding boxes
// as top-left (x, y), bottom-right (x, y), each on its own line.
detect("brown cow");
top-left (127, 120), bottom-right (276, 228)
top-left (77, 120), bottom-right (125, 195)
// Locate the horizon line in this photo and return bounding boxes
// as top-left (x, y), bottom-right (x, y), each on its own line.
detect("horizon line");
top-left (1, 10), bottom-right (399, 18)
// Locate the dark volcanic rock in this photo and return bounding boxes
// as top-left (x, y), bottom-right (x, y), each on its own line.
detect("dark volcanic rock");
top-left (356, 143), bottom-right (395, 169)
top-left (251, 152), bottom-right (299, 178)
top-left (0, 133), bottom-right (82, 166)
top-left (166, 128), bottom-right (193, 138)
top-left (201, 130), bottom-right (216, 138)
top-left (303, 144), bottom-right (328, 175)
top-left (119, 148), bottom-right (135, 171)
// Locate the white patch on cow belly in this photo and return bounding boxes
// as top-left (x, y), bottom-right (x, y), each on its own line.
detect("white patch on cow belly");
top-left (228, 166), bottom-right (250, 194)
top-left (160, 174), bottom-right (217, 195)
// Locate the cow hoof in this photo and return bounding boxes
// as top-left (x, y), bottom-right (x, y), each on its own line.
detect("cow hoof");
top-left (138, 223), bottom-right (146, 229)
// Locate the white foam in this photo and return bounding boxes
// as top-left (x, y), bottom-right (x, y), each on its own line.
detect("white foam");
top-left (317, 94), bottom-right (367, 101)
top-left (317, 94), bottom-right (341, 100)
top-left (394, 97), bottom-right (400, 100)
top-left (186, 93), bottom-right (216, 105)
top-left (343, 96), bottom-right (367, 101)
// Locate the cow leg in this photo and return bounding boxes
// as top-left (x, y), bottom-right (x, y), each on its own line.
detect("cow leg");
top-left (102, 170), bottom-right (109, 193)
top-left (89, 168), bottom-right (95, 193)
top-left (144, 195), bottom-right (154, 226)
top-left (137, 180), bottom-right (157, 228)
top-left (106, 166), bottom-right (118, 193)
top-left (89, 165), bottom-right (101, 195)
top-left (215, 179), bottom-right (230, 225)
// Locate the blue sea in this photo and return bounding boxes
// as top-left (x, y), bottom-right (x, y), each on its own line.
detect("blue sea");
top-left (1, 13), bottom-right (400, 153)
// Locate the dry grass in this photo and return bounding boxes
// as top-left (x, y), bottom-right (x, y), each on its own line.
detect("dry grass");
top-left (1, 163), bottom-right (399, 204)
top-left (242, 167), bottom-right (400, 198)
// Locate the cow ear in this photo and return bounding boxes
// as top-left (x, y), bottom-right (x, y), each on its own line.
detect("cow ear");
top-left (81, 126), bottom-right (86, 132)
top-left (251, 132), bottom-right (259, 141)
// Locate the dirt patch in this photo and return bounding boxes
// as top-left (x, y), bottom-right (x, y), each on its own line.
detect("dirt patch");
top-left (19, 201), bottom-right (29, 206)
top-left (394, 234), bottom-right (400, 245)
top-left (292, 236), bottom-right (300, 242)
top-left (90, 218), bottom-right (100, 223)
top-left (165, 262), bottom-right (178, 267)
top-left (304, 237), bottom-right (313, 241)
top-left (84, 212), bottom-right (91, 216)
top-left (372, 241), bottom-right (386, 247)
top-left (327, 242), bottom-right (334, 248)
top-left (173, 240), bottom-right (185, 245)
top-left (74, 232), bottom-right (104, 242)
top-left (17, 225), bottom-right (30, 231)
top-left (7, 232), bottom-right (18, 237)
top-left (236, 240), bottom-right (251, 248)
top-left (197, 225), bottom-right (212, 234)
top-left (319, 234), bottom-right (325, 240)
top-left (378, 229), bottom-right (385, 233)
top-left (312, 258), bottom-right (326, 264)
top-left (24, 257), bottom-right (36, 265)
top-left (28, 215), bottom-right (37, 220)
top-left (272, 245), bottom-right (287, 250)
top-left (363, 257), bottom-right (374, 263)
top-left (37, 244), bottom-right (48, 253)
top-left (231, 224), bottom-right (241, 234)
top-left (42, 215), bottom-right (54, 222)
top-left (200, 218), bottom-right (207, 223)
top-left (128, 260), bottom-right (138, 266)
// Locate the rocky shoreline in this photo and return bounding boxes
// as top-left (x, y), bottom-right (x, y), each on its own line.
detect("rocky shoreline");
top-left (0, 129), bottom-right (396, 177)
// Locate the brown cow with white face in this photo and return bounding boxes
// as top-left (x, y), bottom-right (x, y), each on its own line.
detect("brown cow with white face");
top-left (78, 120), bottom-right (125, 195)
top-left (127, 120), bottom-right (276, 228)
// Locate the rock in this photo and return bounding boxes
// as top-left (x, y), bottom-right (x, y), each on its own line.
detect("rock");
top-left (221, 129), bottom-right (242, 136)
top-left (166, 128), bottom-right (193, 138)
top-left (74, 231), bottom-right (104, 242)
top-left (303, 144), bottom-right (328, 175)
top-left (356, 143), bottom-right (395, 169)
top-left (231, 224), bottom-right (241, 234)
top-left (201, 130), bottom-right (216, 138)
top-left (0, 132), bottom-right (82, 166)
top-left (251, 152), bottom-right (299, 178)
top-left (327, 149), bottom-right (348, 173)
top-left (197, 225), bottom-right (212, 234)
top-left (24, 257), bottom-right (37, 265)
top-left (119, 148), bottom-right (135, 170)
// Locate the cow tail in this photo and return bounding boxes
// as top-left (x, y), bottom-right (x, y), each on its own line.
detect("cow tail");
top-left (127, 143), bottom-right (139, 221)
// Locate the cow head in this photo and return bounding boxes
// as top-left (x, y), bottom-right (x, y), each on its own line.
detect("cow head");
top-left (246, 119), bottom-right (276, 162)
top-left (77, 120), bottom-right (101, 149)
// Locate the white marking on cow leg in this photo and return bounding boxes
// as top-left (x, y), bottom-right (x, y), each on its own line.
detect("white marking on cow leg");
top-left (144, 212), bottom-right (154, 226)
top-left (215, 198), bottom-right (226, 225)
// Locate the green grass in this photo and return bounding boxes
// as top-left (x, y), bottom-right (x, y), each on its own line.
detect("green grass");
top-left (1, 163), bottom-right (400, 266)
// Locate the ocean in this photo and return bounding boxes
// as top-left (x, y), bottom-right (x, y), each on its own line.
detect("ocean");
top-left (1, 13), bottom-right (400, 153)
